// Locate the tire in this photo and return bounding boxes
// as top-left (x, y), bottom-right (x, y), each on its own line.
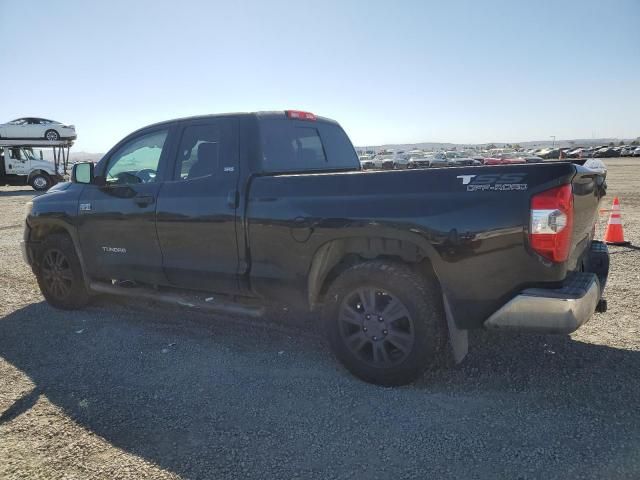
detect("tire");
top-left (35, 234), bottom-right (90, 310)
top-left (323, 260), bottom-right (446, 386)
top-left (29, 173), bottom-right (52, 191)
top-left (44, 129), bottom-right (60, 141)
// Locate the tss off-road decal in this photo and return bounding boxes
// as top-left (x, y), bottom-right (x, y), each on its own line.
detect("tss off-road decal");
top-left (457, 173), bottom-right (528, 192)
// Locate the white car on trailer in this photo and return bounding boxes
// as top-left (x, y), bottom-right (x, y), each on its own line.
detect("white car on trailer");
top-left (0, 117), bottom-right (76, 141)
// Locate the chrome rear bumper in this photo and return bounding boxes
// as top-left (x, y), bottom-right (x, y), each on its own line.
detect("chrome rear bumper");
top-left (484, 272), bottom-right (601, 334)
top-left (484, 241), bottom-right (609, 334)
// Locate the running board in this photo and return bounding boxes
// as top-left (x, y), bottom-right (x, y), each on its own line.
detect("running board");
top-left (88, 281), bottom-right (265, 318)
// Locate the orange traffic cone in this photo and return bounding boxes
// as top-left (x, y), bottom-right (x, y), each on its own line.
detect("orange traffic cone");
top-left (603, 197), bottom-right (630, 246)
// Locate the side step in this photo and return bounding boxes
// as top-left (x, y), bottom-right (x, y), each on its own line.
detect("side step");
top-left (88, 281), bottom-right (265, 318)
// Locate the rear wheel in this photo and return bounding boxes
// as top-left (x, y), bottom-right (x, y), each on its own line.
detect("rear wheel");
top-left (44, 129), bottom-right (60, 141)
top-left (323, 260), bottom-right (446, 386)
top-left (29, 173), bottom-right (51, 191)
top-left (35, 234), bottom-right (90, 310)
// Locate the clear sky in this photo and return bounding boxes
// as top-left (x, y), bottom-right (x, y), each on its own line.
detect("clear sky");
top-left (1, 0), bottom-right (638, 152)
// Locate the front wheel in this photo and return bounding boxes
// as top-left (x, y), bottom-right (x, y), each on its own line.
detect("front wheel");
top-left (35, 234), bottom-right (90, 310)
top-left (323, 260), bottom-right (446, 386)
top-left (30, 173), bottom-right (52, 191)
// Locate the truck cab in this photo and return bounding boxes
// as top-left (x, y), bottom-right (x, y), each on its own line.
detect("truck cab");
top-left (1, 146), bottom-right (61, 190)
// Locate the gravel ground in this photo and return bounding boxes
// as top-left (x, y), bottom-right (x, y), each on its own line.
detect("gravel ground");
top-left (1, 159), bottom-right (639, 479)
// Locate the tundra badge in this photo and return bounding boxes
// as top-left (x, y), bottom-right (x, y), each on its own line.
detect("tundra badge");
top-left (102, 246), bottom-right (127, 254)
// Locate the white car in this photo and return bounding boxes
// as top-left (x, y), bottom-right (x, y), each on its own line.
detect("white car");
top-left (0, 117), bottom-right (76, 141)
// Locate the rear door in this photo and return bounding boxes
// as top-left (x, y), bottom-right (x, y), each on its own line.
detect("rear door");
top-left (77, 127), bottom-right (172, 284)
top-left (156, 118), bottom-right (241, 294)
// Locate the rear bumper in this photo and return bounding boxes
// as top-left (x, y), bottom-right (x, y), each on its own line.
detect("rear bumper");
top-left (484, 241), bottom-right (609, 334)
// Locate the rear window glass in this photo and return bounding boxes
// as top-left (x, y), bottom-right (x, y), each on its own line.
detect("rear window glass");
top-left (260, 118), bottom-right (359, 172)
top-left (292, 127), bottom-right (326, 164)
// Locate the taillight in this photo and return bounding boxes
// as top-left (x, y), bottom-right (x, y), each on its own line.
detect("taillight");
top-left (285, 110), bottom-right (317, 121)
top-left (529, 184), bottom-right (573, 262)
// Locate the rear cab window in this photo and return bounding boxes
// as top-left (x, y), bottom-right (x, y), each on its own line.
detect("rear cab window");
top-left (258, 115), bottom-right (359, 173)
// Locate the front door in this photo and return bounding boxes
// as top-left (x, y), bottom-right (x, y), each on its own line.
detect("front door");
top-left (5, 148), bottom-right (29, 175)
top-left (3, 120), bottom-right (25, 138)
top-left (156, 118), bottom-right (240, 294)
top-left (77, 127), bottom-right (172, 284)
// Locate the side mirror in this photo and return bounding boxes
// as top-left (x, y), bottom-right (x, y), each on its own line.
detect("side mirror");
top-left (71, 162), bottom-right (94, 184)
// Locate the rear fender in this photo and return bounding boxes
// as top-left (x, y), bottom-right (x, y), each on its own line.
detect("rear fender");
top-left (308, 236), bottom-right (468, 364)
top-left (307, 236), bottom-right (436, 310)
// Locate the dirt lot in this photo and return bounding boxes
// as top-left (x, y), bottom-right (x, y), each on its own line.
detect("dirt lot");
top-left (1, 159), bottom-right (639, 479)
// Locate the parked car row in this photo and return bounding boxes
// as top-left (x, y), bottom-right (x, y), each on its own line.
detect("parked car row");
top-left (360, 149), bottom-right (542, 170)
top-left (591, 145), bottom-right (640, 157)
top-left (534, 145), bottom-right (640, 159)
top-left (359, 143), bottom-right (639, 170)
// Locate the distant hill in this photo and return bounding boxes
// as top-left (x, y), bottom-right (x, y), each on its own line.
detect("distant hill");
top-left (357, 138), bottom-right (635, 152)
top-left (69, 151), bottom-right (104, 163)
top-left (38, 150), bottom-right (104, 163)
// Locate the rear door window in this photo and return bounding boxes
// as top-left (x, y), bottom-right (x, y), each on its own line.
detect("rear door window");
top-left (171, 119), bottom-right (238, 182)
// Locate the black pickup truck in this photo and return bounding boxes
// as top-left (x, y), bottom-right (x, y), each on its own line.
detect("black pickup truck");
top-left (22, 110), bottom-right (609, 385)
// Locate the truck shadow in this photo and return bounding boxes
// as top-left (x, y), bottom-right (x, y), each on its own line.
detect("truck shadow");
top-left (609, 244), bottom-right (640, 253)
top-left (1, 302), bottom-right (639, 478)
top-left (0, 189), bottom-right (36, 197)
top-left (424, 323), bottom-right (640, 395)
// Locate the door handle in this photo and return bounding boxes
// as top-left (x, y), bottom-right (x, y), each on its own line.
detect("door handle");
top-left (134, 194), bottom-right (155, 207)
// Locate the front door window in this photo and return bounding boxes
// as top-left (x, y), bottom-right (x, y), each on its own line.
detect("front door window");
top-left (105, 129), bottom-right (168, 185)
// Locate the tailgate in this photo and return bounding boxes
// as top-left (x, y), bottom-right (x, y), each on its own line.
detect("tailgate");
top-left (568, 164), bottom-right (607, 270)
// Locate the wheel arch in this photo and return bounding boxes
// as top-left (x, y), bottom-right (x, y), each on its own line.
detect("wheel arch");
top-left (27, 169), bottom-right (52, 182)
top-left (28, 219), bottom-right (90, 285)
top-left (308, 236), bottom-right (469, 365)
top-left (307, 236), bottom-right (442, 311)
top-left (44, 128), bottom-right (60, 139)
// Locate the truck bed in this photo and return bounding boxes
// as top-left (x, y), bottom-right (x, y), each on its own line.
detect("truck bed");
top-left (245, 162), bottom-right (606, 329)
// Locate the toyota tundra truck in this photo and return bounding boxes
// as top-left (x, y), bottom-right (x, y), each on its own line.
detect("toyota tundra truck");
top-left (21, 110), bottom-right (609, 385)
